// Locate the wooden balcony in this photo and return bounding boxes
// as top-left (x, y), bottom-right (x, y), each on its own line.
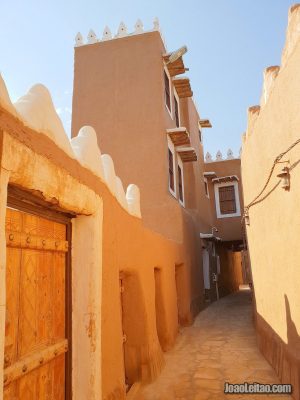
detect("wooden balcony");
top-left (166, 127), bottom-right (191, 147)
top-left (177, 147), bottom-right (197, 162)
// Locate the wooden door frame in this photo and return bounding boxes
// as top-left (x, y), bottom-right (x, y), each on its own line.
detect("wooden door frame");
top-left (6, 184), bottom-right (73, 400)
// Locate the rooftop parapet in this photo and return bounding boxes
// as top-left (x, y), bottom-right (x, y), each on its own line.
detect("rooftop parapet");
top-left (260, 66), bottom-right (280, 107)
top-left (243, 4), bottom-right (300, 147)
top-left (74, 18), bottom-right (167, 50)
top-left (205, 149), bottom-right (240, 163)
top-left (0, 74), bottom-right (142, 218)
top-left (282, 4), bottom-right (300, 68)
top-left (246, 105), bottom-right (260, 137)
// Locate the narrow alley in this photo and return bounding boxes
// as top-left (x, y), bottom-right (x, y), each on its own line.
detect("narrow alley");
top-left (139, 289), bottom-right (292, 400)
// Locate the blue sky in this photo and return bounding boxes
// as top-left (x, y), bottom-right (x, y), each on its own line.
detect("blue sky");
top-left (0, 0), bottom-right (294, 158)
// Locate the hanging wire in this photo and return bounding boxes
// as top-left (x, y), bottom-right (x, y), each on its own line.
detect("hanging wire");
top-left (243, 137), bottom-right (300, 221)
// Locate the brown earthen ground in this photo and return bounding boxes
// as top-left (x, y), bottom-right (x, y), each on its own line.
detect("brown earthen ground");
top-left (139, 289), bottom-right (292, 400)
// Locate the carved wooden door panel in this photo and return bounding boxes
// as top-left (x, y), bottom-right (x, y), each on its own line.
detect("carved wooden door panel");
top-left (3, 208), bottom-right (69, 400)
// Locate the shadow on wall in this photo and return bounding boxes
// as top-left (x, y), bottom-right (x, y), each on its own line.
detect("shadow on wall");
top-left (154, 267), bottom-right (168, 351)
top-left (284, 294), bottom-right (300, 396)
top-left (255, 295), bottom-right (300, 399)
top-left (120, 270), bottom-right (164, 386)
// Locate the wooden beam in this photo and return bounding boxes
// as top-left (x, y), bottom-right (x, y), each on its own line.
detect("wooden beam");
top-left (167, 128), bottom-right (191, 147)
top-left (199, 119), bottom-right (212, 128)
top-left (4, 339), bottom-right (68, 387)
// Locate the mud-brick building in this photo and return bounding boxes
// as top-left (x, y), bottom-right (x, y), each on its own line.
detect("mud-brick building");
top-left (72, 24), bottom-right (211, 399)
top-left (71, 21), bottom-right (246, 399)
top-left (242, 5), bottom-right (300, 399)
top-left (72, 20), bottom-right (241, 349)
top-left (0, 20), bottom-right (246, 400)
top-left (204, 150), bottom-right (246, 299)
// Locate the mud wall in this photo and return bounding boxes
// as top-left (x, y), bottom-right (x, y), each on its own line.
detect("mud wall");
top-left (241, 5), bottom-right (300, 398)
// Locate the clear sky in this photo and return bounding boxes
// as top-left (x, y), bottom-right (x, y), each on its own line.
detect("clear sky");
top-left (0, 0), bottom-right (295, 158)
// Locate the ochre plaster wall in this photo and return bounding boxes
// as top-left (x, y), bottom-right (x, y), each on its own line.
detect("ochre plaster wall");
top-left (204, 159), bottom-right (243, 241)
top-left (71, 33), bottom-right (213, 399)
top-left (241, 5), bottom-right (300, 397)
top-left (71, 30), bottom-right (213, 244)
top-left (0, 109), bottom-right (204, 400)
top-left (217, 245), bottom-right (243, 297)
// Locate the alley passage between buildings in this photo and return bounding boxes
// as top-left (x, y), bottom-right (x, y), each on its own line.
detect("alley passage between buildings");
top-left (139, 289), bottom-right (292, 400)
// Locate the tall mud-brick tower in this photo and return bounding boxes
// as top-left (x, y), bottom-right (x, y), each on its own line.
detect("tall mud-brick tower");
top-left (71, 19), bottom-right (213, 243)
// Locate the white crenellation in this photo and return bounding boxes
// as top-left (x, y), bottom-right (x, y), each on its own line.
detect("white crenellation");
top-left (102, 26), bottom-right (112, 41)
top-left (227, 149), bottom-right (234, 159)
top-left (205, 152), bottom-right (212, 163)
top-left (126, 184), bottom-right (141, 218)
top-left (0, 74), bottom-right (142, 218)
top-left (75, 19), bottom-right (166, 47)
top-left (153, 17), bottom-right (160, 31)
top-left (205, 149), bottom-right (240, 163)
top-left (216, 150), bottom-right (223, 161)
top-left (101, 154), bottom-right (117, 195)
top-left (282, 4), bottom-right (300, 67)
top-left (71, 126), bottom-right (104, 179)
top-left (115, 176), bottom-right (128, 211)
top-left (14, 84), bottom-right (74, 157)
top-left (116, 22), bottom-right (127, 38)
top-left (87, 29), bottom-right (98, 44)
top-left (134, 19), bottom-right (144, 34)
top-left (0, 74), bottom-right (17, 116)
top-left (260, 66), bottom-right (280, 107)
top-left (75, 32), bottom-right (84, 47)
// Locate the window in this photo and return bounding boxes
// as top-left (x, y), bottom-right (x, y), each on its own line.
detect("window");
top-left (167, 137), bottom-right (177, 198)
top-left (174, 95), bottom-right (180, 127)
top-left (178, 166), bottom-right (183, 202)
top-left (177, 157), bottom-right (185, 206)
top-left (168, 149), bottom-right (175, 192)
top-left (214, 181), bottom-right (241, 218)
top-left (164, 70), bottom-right (171, 113)
top-left (204, 178), bottom-right (209, 198)
top-left (218, 185), bottom-right (236, 214)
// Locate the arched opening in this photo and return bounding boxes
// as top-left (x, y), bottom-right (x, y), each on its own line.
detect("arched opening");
top-left (119, 271), bottom-right (148, 388)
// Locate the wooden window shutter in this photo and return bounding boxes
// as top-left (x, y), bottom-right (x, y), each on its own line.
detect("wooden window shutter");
top-left (168, 149), bottom-right (174, 191)
top-left (164, 71), bottom-right (171, 112)
top-left (174, 96), bottom-right (179, 127)
top-left (218, 185), bottom-right (236, 214)
top-left (178, 165), bottom-right (183, 202)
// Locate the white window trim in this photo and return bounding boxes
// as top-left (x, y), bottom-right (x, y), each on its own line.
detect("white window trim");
top-left (214, 181), bottom-right (241, 219)
top-left (177, 156), bottom-right (185, 207)
top-left (164, 66), bottom-right (173, 119)
top-left (174, 88), bottom-right (181, 127)
top-left (204, 177), bottom-right (209, 199)
top-left (167, 136), bottom-right (177, 198)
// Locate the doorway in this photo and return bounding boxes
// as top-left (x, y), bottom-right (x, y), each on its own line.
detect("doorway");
top-left (3, 206), bottom-right (71, 400)
top-left (119, 271), bottom-right (148, 387)
top-left (154, 268), bottom-right (165, 349)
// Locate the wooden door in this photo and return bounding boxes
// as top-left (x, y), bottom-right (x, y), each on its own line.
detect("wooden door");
top-left (3, 208), bottom-right (69, 399)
